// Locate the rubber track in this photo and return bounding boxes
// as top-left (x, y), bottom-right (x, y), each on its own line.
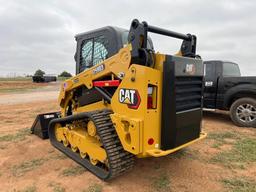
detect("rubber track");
top-left (48, 109), bottom-right (134, 180)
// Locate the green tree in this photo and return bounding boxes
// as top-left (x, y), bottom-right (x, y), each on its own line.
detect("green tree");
top-left (59, 71), bottom-right (72, 77)
top-left (34, 69), bottom-right (45, 77)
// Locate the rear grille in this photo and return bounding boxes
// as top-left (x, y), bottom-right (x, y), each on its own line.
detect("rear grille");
top-left (175, 76), bottom-right (203, 112)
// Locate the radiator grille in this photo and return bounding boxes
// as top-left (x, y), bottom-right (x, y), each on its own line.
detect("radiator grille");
top-left (175, 76), bottom-right (203, 112)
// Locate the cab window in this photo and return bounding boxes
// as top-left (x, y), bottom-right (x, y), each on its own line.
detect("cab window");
top-left (223, 62), bottom-right (241, 77)
top-left (79, 36), bottom-right (109, 73)
top-left (93, 36), bottom-right (109, 65)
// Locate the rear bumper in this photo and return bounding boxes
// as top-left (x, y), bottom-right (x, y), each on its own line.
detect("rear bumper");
top-left (146, 132), bottom-right (206, 157)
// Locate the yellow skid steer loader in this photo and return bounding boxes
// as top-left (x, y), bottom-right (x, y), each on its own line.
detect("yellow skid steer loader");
top-left (31, 19), bottom-right (206, 180)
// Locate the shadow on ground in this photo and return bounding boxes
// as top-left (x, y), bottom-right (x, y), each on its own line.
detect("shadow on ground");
top-left (203, 110), bottom-right (234, 126)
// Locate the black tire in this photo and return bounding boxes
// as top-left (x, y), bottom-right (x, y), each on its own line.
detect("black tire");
top-left (230, 97), bottom-right (256, 128)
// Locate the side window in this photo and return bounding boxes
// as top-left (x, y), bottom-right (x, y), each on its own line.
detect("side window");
top-left (80, 39), bottom-right (93, 72)
top-left (223, 62), bottom-right (241, 77)
top-left (93, 36), bottom-right (109, 65)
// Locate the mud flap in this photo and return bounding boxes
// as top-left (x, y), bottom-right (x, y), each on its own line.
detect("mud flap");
top-left (31, 112), bottom-right (60, 139)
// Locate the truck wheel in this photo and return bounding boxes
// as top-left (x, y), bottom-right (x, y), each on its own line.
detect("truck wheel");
top-left (230, 97), bottom-right (256, 128)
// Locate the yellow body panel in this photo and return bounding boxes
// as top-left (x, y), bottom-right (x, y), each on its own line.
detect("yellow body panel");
top-left (110, 59), bottom-right (165, 157)
top-left (111, 114), bottom-right (143, 154)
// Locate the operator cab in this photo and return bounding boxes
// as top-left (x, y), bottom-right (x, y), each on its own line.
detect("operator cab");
top-left (75, 26), bottom-right (154, 74)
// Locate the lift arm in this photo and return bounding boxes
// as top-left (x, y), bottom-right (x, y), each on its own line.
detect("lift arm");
top-left (128, 19), bottom-right (197, 66)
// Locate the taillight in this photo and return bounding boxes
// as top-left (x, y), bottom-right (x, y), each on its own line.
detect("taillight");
top-left (148, 138), bottom-right (154, 145)
top-left (147, 95), bottom-right (153, 109)
top-left (147, 85), bottom-right (157, 109)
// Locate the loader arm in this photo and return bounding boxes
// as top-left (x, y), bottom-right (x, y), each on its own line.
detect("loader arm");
top-left (58, 45), bottom-right (132, 115)
top-left (128, 19), bottom-right (197, 66)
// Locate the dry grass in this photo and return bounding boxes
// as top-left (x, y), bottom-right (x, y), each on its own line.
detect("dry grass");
top-left (61, 165), bottom-right (85, 176)
top-left (18, 185), bottom-right (37, 192)
top-left (207, 131), bottom-right (240, 148)
top-left (12, 158), bottom-right (46, 177)
top-left (0, 77), bottom-right (31, 81)
top-left (151, 173), bottom-right (171, 192)
top-left (0, 80), bottom-right (47, 93)
top-left (222, 177), bottom-right (256, 192)
top-left (0, 128), bottom-right (30, 142)
top-left (48, 182), bottom-right (66, 192)
top-left (83, 184), bottom-right (103, 192)
top-left (211, 137), bottom-right (256, 169)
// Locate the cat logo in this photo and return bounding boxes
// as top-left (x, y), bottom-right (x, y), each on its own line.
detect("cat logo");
top-left (119, 88), bottom-right (141, 109)
top-left (185, 64), bottom-right (196, 75)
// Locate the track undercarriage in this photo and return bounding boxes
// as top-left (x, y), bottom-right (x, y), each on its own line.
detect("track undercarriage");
top-left (48, 110), bottom-right (134, 180)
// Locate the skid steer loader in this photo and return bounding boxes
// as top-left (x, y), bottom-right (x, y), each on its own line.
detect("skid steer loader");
top-left (31, 19), bottom-right (206, 180)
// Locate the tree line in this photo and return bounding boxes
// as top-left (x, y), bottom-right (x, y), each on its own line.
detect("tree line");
top-left (34, 69), bottom-right (72, 77)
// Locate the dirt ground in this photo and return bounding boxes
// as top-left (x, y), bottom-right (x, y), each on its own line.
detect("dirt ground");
top-left (0, 81), bottom-right (48, 93)
top-left (0, 82), bottom-right (255, 192)
top-left (0, 81), bottom-right (59, 105)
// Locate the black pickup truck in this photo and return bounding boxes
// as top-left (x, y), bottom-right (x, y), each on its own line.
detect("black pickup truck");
top-left (203, 60), bottom-right (256, 127)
